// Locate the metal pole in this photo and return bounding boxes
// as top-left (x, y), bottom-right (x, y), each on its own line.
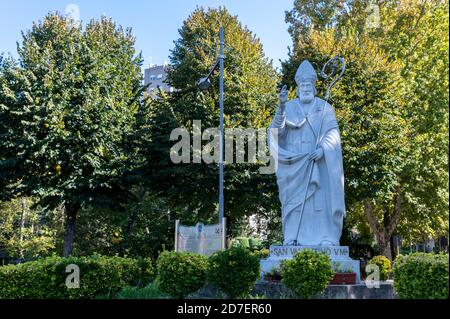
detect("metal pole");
top-left (219, 27), bottom-right (224, 225)
top-left (174, 219), bottom-right (180, 252)
top-left (221, 217), bottom-right (227, 250)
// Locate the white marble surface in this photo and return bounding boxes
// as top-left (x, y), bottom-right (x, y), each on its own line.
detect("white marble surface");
top-left (269, 245), bottom-right (350, 259)
top-left (269, 60), bottom-right (346, 246)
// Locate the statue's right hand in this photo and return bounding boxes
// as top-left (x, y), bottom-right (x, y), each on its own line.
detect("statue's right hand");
top-left (279, 85), bottom-right (288, 111)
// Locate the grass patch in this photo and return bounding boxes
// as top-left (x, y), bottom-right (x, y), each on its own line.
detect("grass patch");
top-left (116, 280), bottom-right (169, 299)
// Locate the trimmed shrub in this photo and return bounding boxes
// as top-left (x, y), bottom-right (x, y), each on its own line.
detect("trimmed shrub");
top-left (393, 253), bottom-right (448, 299)
top-left (231, 237), bottom-right (250, 249)
top-left (0, 254), bottom-right (153, 299)
top-left (281, 249), bottom-right (333, 299)
top-left (207, 246), bottom-right (260, 298)
top-left (116, 280), bottom-right (169, 299)
top-left (156, 251), bottom-right (208, 298)
top-left (368, 255), bottom-right (391, 281)
top-left (231, 237), bottom-right (263, 251)
top-left (249, 238), bottom-right (263, 251)
top-left (252, 248), bottom-right (270, 259)
top-left (136, 257), bottom-right (156, 285)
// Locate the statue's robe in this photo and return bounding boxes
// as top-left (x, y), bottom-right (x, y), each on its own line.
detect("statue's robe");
top-left (269, 97), bottom-right (346, 245)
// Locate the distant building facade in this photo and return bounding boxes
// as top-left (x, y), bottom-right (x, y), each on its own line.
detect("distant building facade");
top-left (144, 63), bottom-right (174, 96)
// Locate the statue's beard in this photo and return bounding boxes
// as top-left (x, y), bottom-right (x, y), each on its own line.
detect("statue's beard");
top-left (299, 93), bottom-right (314, 104)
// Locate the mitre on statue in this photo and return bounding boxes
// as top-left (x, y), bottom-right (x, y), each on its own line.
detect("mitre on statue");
top-left (295, 60), bottom-right (318, 85)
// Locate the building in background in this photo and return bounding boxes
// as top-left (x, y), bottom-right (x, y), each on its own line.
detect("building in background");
top-left (144, 62), bottom-right (174, 96)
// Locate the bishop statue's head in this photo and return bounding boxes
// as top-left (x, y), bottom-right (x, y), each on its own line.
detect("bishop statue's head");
top-left (295, 60), bottom-right (317, 104)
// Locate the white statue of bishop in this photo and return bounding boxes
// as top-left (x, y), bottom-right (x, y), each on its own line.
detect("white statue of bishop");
top-left (269, 60), bottom-right (346, 246)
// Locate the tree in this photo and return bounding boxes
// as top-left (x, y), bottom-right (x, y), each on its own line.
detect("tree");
top-left (71, 190), bottom-right (175, 260)
top-left (0, 198), bottom-right (56, 262)
top-left (285, 0), bottom-right (349, 42)
top-left (282, 27), bottom-right (411, 258)
top-left (282, 0), bottom-right (449, 258)
top-left (142, 7), bottom-right (280, 236)
top-left (352, 0), bottom-right (449, 256)
top-left (378, 0), bottom-right (449, 250)
top-left (0, 14), bottom-right (145, 256)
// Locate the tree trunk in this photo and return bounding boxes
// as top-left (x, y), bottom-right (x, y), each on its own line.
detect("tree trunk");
top-left (63, 203), bottom-right (80, 257)
top-left (119, 186), bottom-right (146, 256)
top-left (379, 237), bottom-right (392, 260)
top-left (363, 199), bottom-right (384, 253)
top-left (363, 192), bottom-right (402, 261)
top-left (390, 235), bottom-right (398, 260)
top-left (381, 208), bottom-right (392, 260)
top-left (387, 189), bottom-right (402, 260)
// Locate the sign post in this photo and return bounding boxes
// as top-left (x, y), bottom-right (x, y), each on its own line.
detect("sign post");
top-left (174, 219), bottom-right (180, 252)
top-left (175, 218), bottom-right (226, 256)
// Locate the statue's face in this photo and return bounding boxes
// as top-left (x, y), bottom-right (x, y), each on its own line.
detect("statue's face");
top-left (297, 81), bottom-right (315, 104)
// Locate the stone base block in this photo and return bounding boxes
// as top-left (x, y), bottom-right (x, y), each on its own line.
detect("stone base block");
top-left (252, 280), bottom-right (396, 299)
top-left (260, 245), bottom-right (361, 283)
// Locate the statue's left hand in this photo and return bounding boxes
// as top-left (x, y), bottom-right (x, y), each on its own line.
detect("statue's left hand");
top-left (308, 148), bottom-right (324, 161)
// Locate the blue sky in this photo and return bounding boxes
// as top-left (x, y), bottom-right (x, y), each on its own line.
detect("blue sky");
top-left (0, 0), bottom-right (294, 70)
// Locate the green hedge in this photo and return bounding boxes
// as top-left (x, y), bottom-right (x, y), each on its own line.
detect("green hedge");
top-left (0, 254), bottom-right (154, 299)
top-left (116, 280), bottom-right (169, 299)
top-left (393, 253), bottom-right (448, 299)
top-left (207, 247), bottom-right (260, 298)
top-left (281, 249), bottom-right (333, 299)
top-left (136, 257), bottom-right (156, 285)
top-left (156, 251), bottom-right (208, 298)
top-left (249, 238), bottom-right (263, 251)
top-left (252, 248), bottom-right (270, 259)
top-left (368, 255), bottom-right (391, 281)
top-left (231, 237), bottom-right (250, 249)
top-left (231, 237), bottom-right (263, 251)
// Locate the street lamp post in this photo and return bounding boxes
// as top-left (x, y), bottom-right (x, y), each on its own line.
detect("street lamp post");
top-left (198, 27), bottom-right (225, 225)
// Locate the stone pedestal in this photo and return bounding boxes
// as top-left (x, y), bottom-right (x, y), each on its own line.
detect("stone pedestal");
top-left (251, 280), bottom-right (395, 299)
top-left (260, 245), bottom-right (361, 283)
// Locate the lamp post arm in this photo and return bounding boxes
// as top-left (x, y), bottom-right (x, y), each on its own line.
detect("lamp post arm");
top-left (205, 59), bottom-right (220, 80)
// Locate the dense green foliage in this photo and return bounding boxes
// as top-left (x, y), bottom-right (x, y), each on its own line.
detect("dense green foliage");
top-left (0, 13), bottom-right (143, 206)
top-left (383, 1), bottom-right (449, 244)
top-left (0, 13), bottom-right (146, 255)
top-left (230, 236), bottom-right (268, 258)
top-left (282, 0), bottom-right (449, 257)
top-left (0, 192), bottom-right (175, 263)
top-left (116, 280), bottom-right (169, 299)
top-left (393, 253), bottom-right (449, 299)
top-left (0, 198), bottom-right (56, 262)
top-left (0, 3), bottom-right (448, 301)
top-left (0, 254), bottom-right (153, 298)
top-left (207, 246), bottom-right (260, 298)
top-left (230, 236), bottom-right (264, 250)
top-left (252, 248), bottom-right (270, 259)
top-left (70, 191), bottom-right (174, 260)
top-left (282, 25), bottom-right (409, 257)
top-left (142, 7), bottom-right (280, 235)
top-left (281, 249), bottom-right (333, 299)
top-left (231, 237), bottom-right (250, 249)
top-left (156, 251), bottom-right (208, 298)
top-left (368, 255), bottom-right (391, 281)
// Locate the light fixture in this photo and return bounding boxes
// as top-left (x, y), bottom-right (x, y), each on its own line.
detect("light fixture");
top-left (198, 77), bottom-right (212, 91)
